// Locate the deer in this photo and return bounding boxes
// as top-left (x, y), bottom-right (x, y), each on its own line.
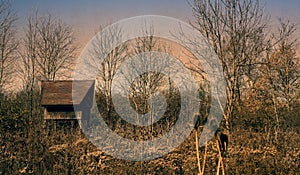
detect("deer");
top-left (215, 128), bottom-right (229, 156)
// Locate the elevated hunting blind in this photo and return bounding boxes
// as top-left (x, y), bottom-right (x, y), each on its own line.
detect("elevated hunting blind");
top-left (40, 80), bottom-right (95, 131)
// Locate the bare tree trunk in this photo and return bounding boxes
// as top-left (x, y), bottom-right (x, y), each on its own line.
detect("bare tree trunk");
top-left (195, 131), bottom-right (201, 174)
top-left (191, 0), bottom-right (269, 130)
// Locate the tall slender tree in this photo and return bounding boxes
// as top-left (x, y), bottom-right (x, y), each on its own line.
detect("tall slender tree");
top-left (87, 24), bottom-right (128, 119)
top-left (20, 12), bottom-right (75, 86)
top-left (190, 0), bottom-right (269, 129)
top-left (0, 0), bottom-right (18, 91)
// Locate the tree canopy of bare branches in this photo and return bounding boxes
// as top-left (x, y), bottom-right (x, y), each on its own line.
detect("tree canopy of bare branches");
top-left (20, 12), bottom-right (75, 89)
top-left (0, 0), bottom-right (18, 91)
top-left (191, 0), bottom-right (269, 128)
top-left (86, 24), bottom-right (128, 118)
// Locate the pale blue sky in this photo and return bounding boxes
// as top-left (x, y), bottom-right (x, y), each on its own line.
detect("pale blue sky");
top-left (12, 0), bottom-right (300, 48)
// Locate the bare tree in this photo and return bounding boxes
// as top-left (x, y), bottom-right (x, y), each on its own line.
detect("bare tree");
top-left (114, 25), bottom-right (192, 142)
top-left (20, 12), bottom-right (75, 86)
top-left (18, 12), bottom-right (40, 173)
top-left (87, 24), bottom-right (128, 118)
top-left (35, 14), bottom-right (75, 81)
top-left (268, 20), bottom-right (299, 111)
top-left (18, 13), bottom-right (76, 171)
top-left (20, 12), bottom-right (39, 90)
top-left (128, 27), bottom-right (168, 115)
top-left (0, 0), bottom-right (18, 91)
top-left (255, 20), bottom-right (300, 142)
top-left (37, 14), bottom-right (75, 80)
top-left (190, 0), bottom-right (269, 129)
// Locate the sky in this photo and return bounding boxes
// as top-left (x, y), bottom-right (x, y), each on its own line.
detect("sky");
top-left (7, 0), bottom-right (300, 91)
top-left (13, 0), bottom-right (193, 49)
top-left (12, 0), bottom-right (300, 50)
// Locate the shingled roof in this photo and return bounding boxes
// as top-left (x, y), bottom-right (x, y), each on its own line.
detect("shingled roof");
top-left (41, 80), bottom-right (95, 106)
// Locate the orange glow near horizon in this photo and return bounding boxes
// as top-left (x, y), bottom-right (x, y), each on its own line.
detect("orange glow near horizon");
top-left (13, 0), bottom-right (300, 55)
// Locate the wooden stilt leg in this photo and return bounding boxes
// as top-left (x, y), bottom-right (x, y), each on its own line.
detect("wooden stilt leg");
top-left (195, 131), bottom-right (201, 174)
top-left (201, 141), bottom-right (207, 175)
top-left (216, 140), bottom-right (225, 175)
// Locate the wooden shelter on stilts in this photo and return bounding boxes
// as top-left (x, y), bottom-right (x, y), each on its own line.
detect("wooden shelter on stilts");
top-left (40, 80), bottom-right (95, 133)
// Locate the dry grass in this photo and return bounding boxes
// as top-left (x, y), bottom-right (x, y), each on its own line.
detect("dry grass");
top-left (19, 128), bottom-right (297, 174)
